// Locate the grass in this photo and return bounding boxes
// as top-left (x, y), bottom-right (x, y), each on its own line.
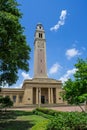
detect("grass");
top-left (0, 110), bottom-right (49, 130)
top-left (31, 120), bottom-right (49, 130)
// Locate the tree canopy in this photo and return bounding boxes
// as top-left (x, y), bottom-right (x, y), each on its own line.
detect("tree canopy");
top-left (0, 0), bottom-right (31, 86)
top-left (0, 96), bottom-right (13, 110)
top-left (62, 58), bottom-right (87, 110)
top-left (0, 96), bottom-right (13, 109)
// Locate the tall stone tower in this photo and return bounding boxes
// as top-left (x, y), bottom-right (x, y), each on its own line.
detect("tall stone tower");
top-left (34, 23), bottom-right (48, 78)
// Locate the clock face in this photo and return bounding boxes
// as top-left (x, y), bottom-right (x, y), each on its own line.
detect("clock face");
top-left (37, 41), bottom-right (44, 48)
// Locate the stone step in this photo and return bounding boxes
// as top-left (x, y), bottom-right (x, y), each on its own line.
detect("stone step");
top-left (13, 103), bottom-right (72, 108)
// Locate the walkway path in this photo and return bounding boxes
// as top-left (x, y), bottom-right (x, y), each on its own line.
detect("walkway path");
top-left (8, 105), bottom-right (85, 112)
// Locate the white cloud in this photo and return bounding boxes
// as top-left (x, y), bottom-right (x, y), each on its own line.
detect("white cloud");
top-left (13, 72), bottom-right (32, 88)
top-left (66, 48), bottom-right (81, 59)
top-left (1, 72), bottom-right (32, 88)
top-left (22, 72), bottom-right (32, 79)
top-left (50, 10), bottom-right (67, 31)
top-left (1, 83), bottom-right (9, 88)
top-left (59, 68), bottom-right (77, 83)
top-left (49, 63), bottom-right (61, 74)
top-left (12, 83), bottom-right (23, 88)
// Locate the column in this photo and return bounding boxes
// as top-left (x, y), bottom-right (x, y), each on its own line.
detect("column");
top-left (48, 88), bottom-right (51, 104)
top-left (38, 88), bottom-right (41, 107)
top-left (36, 88), bottom-right (38, 104)
top-left (56, 88), bottom-right (59, 103)
top-left (32, 88), bottom-right (33, 104)
top-left (16, 95), bottom-right (19, 105)
top-left (10, 94), bottom-right (13, 101)
top-left (51, 88), bottom-right (53, 104)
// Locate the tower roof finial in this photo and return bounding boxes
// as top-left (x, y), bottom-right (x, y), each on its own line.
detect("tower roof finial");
top-left (36, 23), bottom-right (44, 30)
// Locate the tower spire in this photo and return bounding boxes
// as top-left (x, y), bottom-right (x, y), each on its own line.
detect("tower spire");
top-left (34, 23), bottom-right (48, 78)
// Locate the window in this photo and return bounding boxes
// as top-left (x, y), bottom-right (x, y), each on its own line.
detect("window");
top-left (40, 33), bottom-right (42, 38)
top-left (39, 33), bottom-right (43, 38)
top-left (13, 96), bottom-right (16, 103)
top-left (19, 96), bottom-right (23, 103)
top-left (41, 59), bottom-right (42, 62)
top-left (39, 26), bottom-right (41, 29)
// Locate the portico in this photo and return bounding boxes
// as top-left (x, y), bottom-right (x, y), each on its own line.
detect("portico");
top-left (35, 88), bottom-right (54, 104)
top-left (22, 77), bottom-right (63, 106)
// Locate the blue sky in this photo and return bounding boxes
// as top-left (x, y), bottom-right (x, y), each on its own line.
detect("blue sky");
top-left (11, 0), bottom-right (87, 88)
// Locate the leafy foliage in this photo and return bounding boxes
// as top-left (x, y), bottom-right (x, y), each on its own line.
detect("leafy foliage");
top-left (47, 112), bottom-right (87, 130)
top-left (34, 108), bottom-right (87, 130)
top-left (33, 108), bottom-right (59, 117)
top-left (0, 96), bottom-right (13, 110)
top-left (62, 58), bottom-right (87, 109)
top-left (0, 0), bottom-right (31, 86)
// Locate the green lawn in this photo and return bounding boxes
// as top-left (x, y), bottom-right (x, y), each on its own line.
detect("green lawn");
top-left (0, 110), bottom-right (49, 130)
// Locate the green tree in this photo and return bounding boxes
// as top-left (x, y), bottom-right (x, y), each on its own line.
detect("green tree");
top-left (62, 58), bottom-right (87, 111)
top-left (0, 96), bottom-right (13, 111)
top-left (0, 0), bottom-right (31, 86)
top-left (2, 96), bottom-right (13, 110)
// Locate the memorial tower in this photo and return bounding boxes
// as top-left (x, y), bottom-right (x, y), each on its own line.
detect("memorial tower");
top-left (34, 23), bottom-right (48, 78)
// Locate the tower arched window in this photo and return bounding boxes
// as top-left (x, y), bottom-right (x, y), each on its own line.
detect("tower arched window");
top-left (39, 26), bottom-right (41, 29)
top-left (39, 33), bottom-right (43, 38)
top-left (41, 33), bottom-right (42, 38)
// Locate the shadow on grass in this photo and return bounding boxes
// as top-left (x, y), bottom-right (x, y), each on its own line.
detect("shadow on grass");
top-left (14, 110), bottom-right (33, 116)
top-left (0, 111), bottom-right (17, 120)
top-left (0, 120), bottom-right (34, 130)
top-left (0, 110), bottom-right (35, 130)
top-left (0, 110), bottom-right (33, 120)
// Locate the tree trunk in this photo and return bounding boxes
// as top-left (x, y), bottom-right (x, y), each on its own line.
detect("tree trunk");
top-left (0, 87), bottom-right (1, 92)
top-left (78, 104), bottom-right (85, 112)
top-left (85, 100), bottom-right (87, 112)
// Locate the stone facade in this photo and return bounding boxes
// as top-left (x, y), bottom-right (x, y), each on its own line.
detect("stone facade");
top-left (0, 78), bottom-right (64, 107)
top-left (0, 23), bottom-right (64, 107)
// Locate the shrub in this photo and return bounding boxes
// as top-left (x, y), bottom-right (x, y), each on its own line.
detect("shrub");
top-left (35, 108), bottom-right (61, 116)
top-left (34, 108), bottom-right (87, 130)
top-left (47, 112), bottom-right (87, 130)
top-left (33, 109), bottom-right (53, 119)
top-left (0, 96), bottom-right (13, 111)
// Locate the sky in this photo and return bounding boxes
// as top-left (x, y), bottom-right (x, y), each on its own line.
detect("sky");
top-left (10, 0), bottom-right (87, 88)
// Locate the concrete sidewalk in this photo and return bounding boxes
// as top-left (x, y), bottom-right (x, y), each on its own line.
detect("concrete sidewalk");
top-left (7, 105), bottom-right (85, 112)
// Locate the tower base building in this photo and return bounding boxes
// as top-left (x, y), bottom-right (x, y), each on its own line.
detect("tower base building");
top-left (0, 78), bottom-right (64, 107)
top-left (0, 24), bottom-right (64, 107)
